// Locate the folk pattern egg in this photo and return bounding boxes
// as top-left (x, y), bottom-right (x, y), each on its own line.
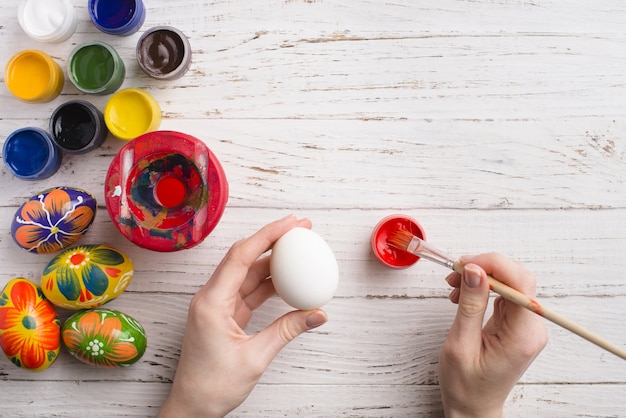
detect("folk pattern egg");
top-left (62, 309), bottom-right (147, 368)
top-left (11, 187), bottom-right (97, 254)
top-left (0, 278), bottom-right (61, 371)
top-left (41, 244), bottom-right (134, 310)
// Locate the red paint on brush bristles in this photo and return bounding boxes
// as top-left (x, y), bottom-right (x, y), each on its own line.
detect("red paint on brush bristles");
top-left (386, 229), bottom-right (415, 252)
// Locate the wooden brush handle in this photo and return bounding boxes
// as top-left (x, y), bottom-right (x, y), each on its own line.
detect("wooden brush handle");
top-left (452, 262), bottom-right (626, 361)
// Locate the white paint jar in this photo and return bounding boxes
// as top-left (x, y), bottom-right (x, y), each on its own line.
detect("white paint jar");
top-left (18, 0), bottom-right (77, 43)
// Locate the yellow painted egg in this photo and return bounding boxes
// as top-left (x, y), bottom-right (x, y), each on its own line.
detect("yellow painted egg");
top-left (41, 244), bottom-right (134, 310)
top-left (62, 308), bottom-right (147, 368)
top-left (0, 278), bottom-right (61, 371)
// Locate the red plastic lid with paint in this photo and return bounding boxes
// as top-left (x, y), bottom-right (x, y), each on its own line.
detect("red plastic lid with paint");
top-left (104, 130), bottom-right (229, 252)
top-left (371, 214), bottom-right (426, 268)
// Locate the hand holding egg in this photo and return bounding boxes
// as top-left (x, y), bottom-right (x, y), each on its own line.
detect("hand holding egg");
top-left (270, 227), bottom-right (339, 310)
top-left (159, 216), bottom-right (329, 418)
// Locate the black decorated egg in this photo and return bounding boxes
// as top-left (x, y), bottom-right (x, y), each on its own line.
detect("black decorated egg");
top-left (62, 308), bottom-right (147, 368)
top-left (41, 244), bottom-right (134, 310)
top-left (0, 278), bottom-right (61, 371)
top-left (11, 187), bottom-right (97, 254)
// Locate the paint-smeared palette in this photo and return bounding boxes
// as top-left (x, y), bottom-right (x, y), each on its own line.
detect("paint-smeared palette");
top-left (104, 130), bottom-right (229, 252)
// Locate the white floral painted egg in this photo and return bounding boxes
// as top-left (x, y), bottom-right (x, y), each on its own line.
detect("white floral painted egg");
top-left (41, 244), bottom-right (134, 310)
top-left (11, 187), bottom-right (97, 254)
top-left (62, 308), bottom-right (147, 368)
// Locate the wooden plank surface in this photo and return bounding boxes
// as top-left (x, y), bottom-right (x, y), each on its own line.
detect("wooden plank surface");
top-left (1, 0), bottom-right (626, 416)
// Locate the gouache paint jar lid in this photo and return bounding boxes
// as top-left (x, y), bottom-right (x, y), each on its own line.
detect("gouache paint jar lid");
top-left (50, 100), bottom-right (108, 154)
top-left (5, 50), bottom-right (64, 103)
top-left (18, 0), bottom-right (78, 43)
top-left (104, 130), bottom-right (229, 252)
top-left (104, 88), bottom-right (162, 140)
top-left (136, 26), bottom-right (192, 80)
top-left (3, 127), bottom-right (62, 180)
top-left (371, 214), bottom-right (426, 269)
top-left (68, 41), bottom-right (125, 95)
top-left (88, 0), bottom-right (146, 36)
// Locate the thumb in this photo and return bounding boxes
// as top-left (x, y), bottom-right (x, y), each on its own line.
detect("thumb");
top-left (449, 264), bottom-right (490, 349)
top-left (253, 309), bottom-right (328, 365)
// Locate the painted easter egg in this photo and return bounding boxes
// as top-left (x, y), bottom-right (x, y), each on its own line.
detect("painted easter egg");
top-left (11, 187), bottom-right (97, 254)
top-left (0, 278), bottom-right (61, 371)
top-left (62, 308), bottom-right (147, 368)
top-left (41, 244), bottom-right (134, 310)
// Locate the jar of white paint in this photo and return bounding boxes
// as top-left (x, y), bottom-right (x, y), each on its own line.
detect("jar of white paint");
top-left (17, 0), bottom-right (78, 43)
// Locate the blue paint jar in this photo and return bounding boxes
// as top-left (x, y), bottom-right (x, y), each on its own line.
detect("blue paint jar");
top-left (88, 0), bottom-right (146, 36)
top-left (3, 127), bottom-right (62, 180)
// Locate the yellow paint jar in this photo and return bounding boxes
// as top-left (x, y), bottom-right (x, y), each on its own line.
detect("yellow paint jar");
top-left (5, 50), bottom-right (64, 103)
top-left (104, 88), bottom-right (162, 140)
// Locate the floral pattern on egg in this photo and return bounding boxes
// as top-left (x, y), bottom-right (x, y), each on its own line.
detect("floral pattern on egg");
top-left (41, 244), bottom-right (134, 310)
top-left (11, 187), bottom-right (97, 254)
top-left (0, 278), bottom-right (61, 371)
top-left (62, 309), bottom-right (147, 368)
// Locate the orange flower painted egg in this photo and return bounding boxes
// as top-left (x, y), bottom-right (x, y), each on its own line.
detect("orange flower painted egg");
top-left (11, 187), bottom-right (97, 254)
top-left (41, 244), bottom-right (134, 310)
top-left (0, 278), bottom-right (61, 371)
top-left (62, 309), bottom-right (147, 368)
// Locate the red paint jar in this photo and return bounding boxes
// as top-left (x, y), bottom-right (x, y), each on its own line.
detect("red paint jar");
top-left (371, 214), bottom-right (426, 268)
top-left (104, 131), bottom-right (228, 252)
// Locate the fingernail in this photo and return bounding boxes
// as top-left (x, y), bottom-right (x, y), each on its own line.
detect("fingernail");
top-left (306, 310), bottom-right (328, 329)
top-left (463, 265), bottom-right (481, 288)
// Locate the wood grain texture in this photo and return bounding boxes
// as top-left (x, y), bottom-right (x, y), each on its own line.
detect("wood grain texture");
top-left (1, 0), bottom-right (626, 416)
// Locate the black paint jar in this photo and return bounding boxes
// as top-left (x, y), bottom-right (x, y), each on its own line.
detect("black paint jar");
top-left (49, 100), bottom-right (108, 154)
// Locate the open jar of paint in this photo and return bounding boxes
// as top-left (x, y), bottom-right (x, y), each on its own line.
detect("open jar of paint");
top-left (3, 127), bottom-right (62, 180)
top-left (88, 0), bottom-right (146, 36)
top-left (104, 131), bottom-right (229, 252)
top-left (18, 0), bottom-right (77, 43)
top-left (136, 26), bottom-right (192, 80)
top-left (104, 88), bottom-right (162, 140)
top-left (67, 41), bottom-right (125, 95)
top-left (50, 100), bottom-right (109, 154)
top-left (371, 214), bottom-right (426, 269)
top-left (5, 50), bottom-right (64, 103)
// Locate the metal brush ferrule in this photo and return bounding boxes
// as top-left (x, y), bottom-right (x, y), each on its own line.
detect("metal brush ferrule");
top-left (412, 237), bottom-right (456, 270)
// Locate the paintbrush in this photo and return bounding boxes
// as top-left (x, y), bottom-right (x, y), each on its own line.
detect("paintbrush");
top-left (387, 228), bottom-right (626, 361)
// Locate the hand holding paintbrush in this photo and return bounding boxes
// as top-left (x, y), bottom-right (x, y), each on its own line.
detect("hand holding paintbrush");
top-left (387, 229), bottom-right (626, 361)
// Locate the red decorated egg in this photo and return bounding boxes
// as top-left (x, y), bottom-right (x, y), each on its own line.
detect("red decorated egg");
top-left (62, 308), bottom-right (147, 368)
top-left (11, 187), bottom-right (97, 254)
top-left (41, 244), bottom-right (134, 310)
top-left (0, 278), bottom-right (61, 371)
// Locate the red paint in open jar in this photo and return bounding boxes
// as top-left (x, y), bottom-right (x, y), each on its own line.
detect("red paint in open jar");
top-left (371, 214), bottom-right (426, 268)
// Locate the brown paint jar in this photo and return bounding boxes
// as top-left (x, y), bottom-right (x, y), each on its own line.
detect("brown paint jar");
top-left (136, 26), bottom-right (191, 80)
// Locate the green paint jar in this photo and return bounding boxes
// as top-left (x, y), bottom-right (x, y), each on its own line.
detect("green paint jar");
top-left (68, 41), bottom-right (125, 95)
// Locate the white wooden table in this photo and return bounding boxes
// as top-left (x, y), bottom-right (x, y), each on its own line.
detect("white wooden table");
top-left (2, 1), bottom-right (626, 416)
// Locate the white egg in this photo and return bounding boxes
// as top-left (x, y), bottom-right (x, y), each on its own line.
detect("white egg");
top-left (270, 227), bottom-right (339, 310)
